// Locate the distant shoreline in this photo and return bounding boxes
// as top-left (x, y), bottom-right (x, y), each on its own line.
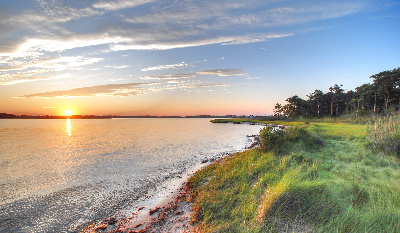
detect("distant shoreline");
top-left (0, 114), bottom-right (264, 120)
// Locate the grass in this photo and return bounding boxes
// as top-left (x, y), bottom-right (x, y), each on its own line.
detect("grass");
top-left (211, 118), bottom-right (302, 126)
top-left (366, 114), bottom-right (400, 156)
top-left (188, 120), bottom-right (400, 232)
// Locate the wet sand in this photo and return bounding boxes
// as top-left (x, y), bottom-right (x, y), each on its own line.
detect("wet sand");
top-left (83, 174), bottom-right (195, 233)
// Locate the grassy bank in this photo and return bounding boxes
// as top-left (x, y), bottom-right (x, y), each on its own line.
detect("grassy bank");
top-left (210, 118), bottom-right (301, 126)
top-left (188, 120), bottom-right (400, 232)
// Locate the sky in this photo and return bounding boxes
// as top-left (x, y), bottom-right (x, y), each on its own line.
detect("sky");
top-left (0, 0), bottom-right (399, 116)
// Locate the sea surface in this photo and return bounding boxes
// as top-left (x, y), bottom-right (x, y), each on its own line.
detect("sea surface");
top-left (0, 118), bottom-right (264, 232)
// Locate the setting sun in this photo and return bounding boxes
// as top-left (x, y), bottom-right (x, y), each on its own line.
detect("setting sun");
top-left (65, 110), bottom-right (73, 116)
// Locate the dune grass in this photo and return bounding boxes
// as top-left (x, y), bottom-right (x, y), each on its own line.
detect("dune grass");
top-left (188, 121), bottom-right (400, 232)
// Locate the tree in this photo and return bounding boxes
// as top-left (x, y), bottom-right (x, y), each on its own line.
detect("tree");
top-left (284, 95), bottom-right (306, 117)
top-left (271, 67), bottom-right (400, 117)
top-left (273, 103), bottom-right (283, 116)
top-left (328, 84), bottom-right (344, 116)
top-left (307, 90), bottom-right (324, 116)
top-left (352, 83), bottom-right (377, 115)
top-left (371, 70), bottom-right (397, 111)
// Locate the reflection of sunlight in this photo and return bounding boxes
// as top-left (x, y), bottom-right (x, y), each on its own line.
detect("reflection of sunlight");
top-left (67, 118), bottom-right (72, 137)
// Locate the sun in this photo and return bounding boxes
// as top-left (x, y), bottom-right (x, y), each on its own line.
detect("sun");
top-left (65, 110), bottom-right (73, 116)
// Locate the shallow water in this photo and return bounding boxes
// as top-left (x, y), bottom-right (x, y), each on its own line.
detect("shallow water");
top-left (0, 118), bottom-right (264, 232)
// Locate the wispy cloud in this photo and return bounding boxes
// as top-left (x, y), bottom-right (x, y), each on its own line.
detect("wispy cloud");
top-left (0, 0), bottom-right (369, 57)
top-left (142, 62), bottom-right (190, 71)
top-left (246, 76), bottom-right (262, 80)
top-left (191, 84), bottom-right (232, 88)
top-left (109, 33), bottom-right (292, 51)
top-left (142, 68), bottom-right (246, 80)
top-left (0, 0), bottom-right (372, 91)
top-left (105, 65), bottom-right (130, 69)
top-left (1, 73), bottom-right (71, 86)
top-left (17, 80), bottom-right (231, 98)
top-left (93, 0), bottom-right (153, 11)
top-left (142, 73), bottom-right (197, 80)
top-left (0, 56), bottom-right (103, 85)
top-left (196, 69), bottom-right (246, 76)
top-left (18, 82), bottom-right (159, 98)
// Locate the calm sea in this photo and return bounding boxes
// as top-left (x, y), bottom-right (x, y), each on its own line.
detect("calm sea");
top-left (0, 118), bottom-right (263, 232)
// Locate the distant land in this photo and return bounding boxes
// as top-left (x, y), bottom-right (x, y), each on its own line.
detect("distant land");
top-left (0, 113), bottom-right (262, 119)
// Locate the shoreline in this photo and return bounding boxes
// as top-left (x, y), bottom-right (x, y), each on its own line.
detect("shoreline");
top-left (83, 135), bottom-right (262, 232)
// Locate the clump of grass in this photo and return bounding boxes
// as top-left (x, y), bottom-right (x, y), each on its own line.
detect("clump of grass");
top-left (259, 125), bottom-right (323, 154)
top-left (366, 114), bottom-right (400, 155)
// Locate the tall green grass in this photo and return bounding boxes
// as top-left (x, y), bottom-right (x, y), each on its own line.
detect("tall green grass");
top-left (188, 122), bottom-right (400, 232)
top-left (367, 114), bottom-right (400, 156)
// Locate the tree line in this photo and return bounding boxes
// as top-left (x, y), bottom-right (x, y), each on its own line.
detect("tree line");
top-left (274, 67), bottom-right (400, 117)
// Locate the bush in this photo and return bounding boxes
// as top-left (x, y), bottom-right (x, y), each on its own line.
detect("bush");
top-left (260, 126), bottom-right (322, 154)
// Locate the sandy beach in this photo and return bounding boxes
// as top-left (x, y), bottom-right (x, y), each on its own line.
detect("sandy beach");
top-left (84, 182), bottom-right (194, 233)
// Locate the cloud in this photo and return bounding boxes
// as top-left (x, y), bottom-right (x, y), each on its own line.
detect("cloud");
top-left (192, 84), bottom-right (232, 88)
top-left (105, 65), bottom-right (130, 69)
top-left (93, 0), bottom-right (153, 11)
top-left (18, 82), bottom-right (159, 98)
top-left (0, 0), bottom-right (369, 56)
top-left (109, 33), bottom-right (292, 51)
top-left (0, 56), bottom-right (103, 85)
top-left (0, 38), bottom-right (128, 58)
top-left (0, 73), bottom-right (71, 86)
top-left (17, 80), bottom-right (232, 98)
top-left (141, 68), bottom-right (246, 80)
top-left (142, 62), bottom-right (190, 71)
top-left (220, 33), bottom-right (294, 45)
top-left (196, 69), bottom-right (246, 76)
top-left (142, 73), bottom-right (197, 80)
top-left (246, 76), bottom-right (262, 80)
top-left (0, 0), bottom-right (371, 88)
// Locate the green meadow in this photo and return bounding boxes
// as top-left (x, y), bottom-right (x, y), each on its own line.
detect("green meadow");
top-left (188, 117), bottom-right (400, 232)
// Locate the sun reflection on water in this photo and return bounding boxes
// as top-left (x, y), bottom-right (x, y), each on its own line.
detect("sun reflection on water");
top-left (67, 118), bottom-right (72, 137)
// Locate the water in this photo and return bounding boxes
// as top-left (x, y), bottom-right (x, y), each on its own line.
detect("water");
top-left (0, 118), bottom-right (264, 232)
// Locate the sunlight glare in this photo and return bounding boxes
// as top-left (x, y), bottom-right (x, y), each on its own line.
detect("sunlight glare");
top-left (65, 110), bottom-right (73, 116)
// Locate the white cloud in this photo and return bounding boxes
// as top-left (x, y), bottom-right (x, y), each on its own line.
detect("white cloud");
top-left (196, 69), bottom-right (246, 76)
top-left (192, 84), bottom-right (232, 88)
top-left (109, 33), bottom-right (293, 51)
top-left (221, 33), bottom-right (294, 45)
top-left (0, 56), bottom-right (102, 85)
top-left (142, 62), bottom-right (190, 71)
top-left (0, 38), bottom-right (129, 58)
top-left (141, 68), bottom-right (246, 80)
top-left (105, 65), bottom-right (131, 69)
top-left (0, 73), bottom-right (71, 86)
top-left (0, 0), bottom-right (371, 88)
top-left (142, 73), bottom-right (197, 80)
top-left (0, 0), bottom-right (369, 58)
top-left (93, 0), bottom-right (153, 11)
top-left (246, 76), bottom-right (262, 80)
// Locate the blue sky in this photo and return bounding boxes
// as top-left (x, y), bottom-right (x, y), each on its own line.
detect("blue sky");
top-left (0, 0), bottom-right (399, 116)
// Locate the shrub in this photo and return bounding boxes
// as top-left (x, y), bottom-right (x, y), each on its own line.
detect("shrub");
top-left (260, 126), bottom-right (322, 154)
